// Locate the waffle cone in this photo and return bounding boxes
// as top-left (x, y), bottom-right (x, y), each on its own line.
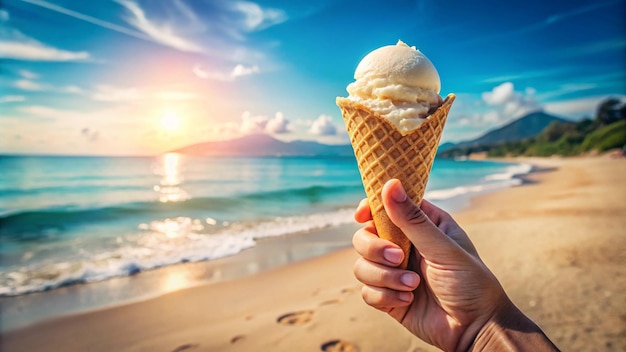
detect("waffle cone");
top-left (337, 94), bottom-right (455, 268)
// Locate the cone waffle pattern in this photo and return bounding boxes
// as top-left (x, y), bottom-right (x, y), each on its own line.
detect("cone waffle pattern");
top-left (337, 94), bottom-right (455, 268)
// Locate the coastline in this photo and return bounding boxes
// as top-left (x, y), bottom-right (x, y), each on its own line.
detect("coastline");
top-left (2, 155), bottom-right (625, 351)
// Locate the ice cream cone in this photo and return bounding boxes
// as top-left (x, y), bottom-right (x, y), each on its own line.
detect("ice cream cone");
top-left (337, 94), bottom-right (455, 268)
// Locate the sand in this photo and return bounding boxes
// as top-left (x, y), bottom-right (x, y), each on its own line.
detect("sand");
top-left (2, 156), bottom-right (625, 351)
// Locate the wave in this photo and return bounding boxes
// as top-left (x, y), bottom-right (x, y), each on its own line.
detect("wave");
top-left (0, 184), bottom-right (362, 240)
top-left (0, 208), bottom-right (355, 296)
top-left (425, 162), bottom-right (532, 201)
top-left (483, 163), bottom-right (533, 181)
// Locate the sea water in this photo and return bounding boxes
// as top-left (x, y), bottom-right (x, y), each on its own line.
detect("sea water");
top-left (0, 154), bottom-right (531, 296)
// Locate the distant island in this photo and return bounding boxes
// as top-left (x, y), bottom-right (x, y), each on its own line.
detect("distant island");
top-left (171, 133), bottom-right (354, 157)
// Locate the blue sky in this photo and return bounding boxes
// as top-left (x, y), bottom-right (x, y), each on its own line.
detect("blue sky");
top-left (1, 0), bottom-right (624, 155)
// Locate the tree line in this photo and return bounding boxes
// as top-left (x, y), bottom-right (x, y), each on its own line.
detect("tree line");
top-left (440, 98), bottom-right (626, 158)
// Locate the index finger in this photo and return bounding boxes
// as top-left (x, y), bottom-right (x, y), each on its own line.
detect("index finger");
top-left (354, 198), bottom-right (372, 223)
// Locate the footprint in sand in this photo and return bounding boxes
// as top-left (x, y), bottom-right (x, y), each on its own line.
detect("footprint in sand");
top-left (341, 286), bottom-right (359, 295)
top-left (319, 298), bottom-right (343, 306)
top-left (276, 310), bottom-right (314, 326)
top-left (171, 343), bottom-right (198, 352)
top-left (230, 335), bottom-right (245, 344)
top-left (321, 339), bottom-right (359, 352)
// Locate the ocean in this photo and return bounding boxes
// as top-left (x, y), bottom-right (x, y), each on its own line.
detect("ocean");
top-left (0, 154), bottom-right (531, 297)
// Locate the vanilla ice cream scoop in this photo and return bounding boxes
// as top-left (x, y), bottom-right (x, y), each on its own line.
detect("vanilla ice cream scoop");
top-left (342, 40), bottom-right (442, 134)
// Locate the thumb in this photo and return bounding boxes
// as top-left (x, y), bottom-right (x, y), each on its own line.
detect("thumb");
top-left (382, 179), bottom-right (461, 260)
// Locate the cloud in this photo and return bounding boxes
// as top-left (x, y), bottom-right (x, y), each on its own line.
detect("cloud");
top-left (18, 0), bottom-right (151, 42)
top-left (91, 85), bottom-right (141, 102)
top-left (19, 105), bottom-right (71, 120)
top-left (544, 95), bottom-right (626, 118)
top-left (555, 38), bottom-right (626, 58)
top-left (0, 40), bottom-right (90, 61)
top-left (0, 10), bottom-right (8, 22)
top-left (482, 82), bottom-right (514, 105)
top-left (238, 111), bottom-right (290, 134)
top-left (545, 1), bottom-right (620, 24)
top-left (115, 0), bottom-right (203, 53)
top-left (0, 95), bottom-right (25, 103)
top-left (19, 69), bottom-right (38, 79)
top-left (14, 79), bottom-right (44, 91)
top-left (240, 111), bottom-right (268, 133)
top-left (13, 79), bottom-right (85, 94)
top-left (463, 82), bottom-right (543, 126)
top-left (229, 1), bottom-right (288, 32)
top-left (193, 63), bottom-right (260, 81)
top-left (265, 112), bottom-right (289, 134)
top-left (308, 115), bottom-right (337, 135)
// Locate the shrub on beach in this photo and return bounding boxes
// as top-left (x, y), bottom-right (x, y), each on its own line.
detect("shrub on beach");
top-left (581, 120), bottom-right (626, 153)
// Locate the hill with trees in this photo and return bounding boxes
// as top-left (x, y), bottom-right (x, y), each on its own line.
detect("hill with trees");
top-left (439, 98), bottom-right (625, 158)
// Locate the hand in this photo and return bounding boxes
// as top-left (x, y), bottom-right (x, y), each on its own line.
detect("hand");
top-left (352, 179), bottom-right (512, 351)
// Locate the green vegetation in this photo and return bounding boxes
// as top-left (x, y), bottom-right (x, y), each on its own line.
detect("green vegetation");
top-left (440, 98), bottom-right (625, 158)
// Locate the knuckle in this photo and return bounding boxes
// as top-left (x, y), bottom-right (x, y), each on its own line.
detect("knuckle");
top-left (378, 267), bottom-right (394, 284)
top-left (406, 208), bottom-right (430, 226)
top-left (352, 258), bottom-right (364, 279)
top-left (360, 286), bottom-right (372, 303)
top-left (361, 286), bottom-right (380, 306)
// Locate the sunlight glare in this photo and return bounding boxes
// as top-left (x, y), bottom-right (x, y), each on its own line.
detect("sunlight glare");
top-left (161, 112), bottom-right (181, 132)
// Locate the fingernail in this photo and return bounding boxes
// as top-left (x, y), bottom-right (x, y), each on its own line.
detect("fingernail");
top-left (383, 248), bottom-right (403, 265)
top-left (398, 291), bottom-right (412, 302)
top-left (401, 272), bottom-right (418, 287)
top-left (391, 182), bottom-right (407, 203)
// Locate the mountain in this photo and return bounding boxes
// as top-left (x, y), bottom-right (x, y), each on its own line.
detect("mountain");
top-left (171, 134), bottom-right (354, 157)
top-left (449, 111), bottom-right (570, 150)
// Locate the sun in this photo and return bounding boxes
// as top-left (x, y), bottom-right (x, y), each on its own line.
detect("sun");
top-left (161, 112), bottom-right (181, 132)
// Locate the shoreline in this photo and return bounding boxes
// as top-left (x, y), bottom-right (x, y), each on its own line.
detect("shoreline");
top-left (0, 158), bottom-right (526, 331)
top-left (0, 223), bottom-right (360, 332)
top-left (2, 155), bottom-right (625, 351)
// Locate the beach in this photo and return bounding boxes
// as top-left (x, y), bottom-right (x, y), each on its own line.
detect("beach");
top-left (2, 155), bottom-right (625, 351)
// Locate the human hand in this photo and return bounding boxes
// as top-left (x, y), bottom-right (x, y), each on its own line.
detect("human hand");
top-left (352, 179), bottom-right (521, 351)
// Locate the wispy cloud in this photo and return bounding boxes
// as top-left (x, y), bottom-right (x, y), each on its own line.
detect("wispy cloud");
top-left (91, 85), bottom-right (141, 102)
top-left (19, 105), bottom-right (70, 120)
top-left (545, 1), bottom-right (621, 24)
top-left (544, 94), bottom-right (626, 118)
top-left (115, 0), bottom-right (204, 53)
top-left (19, 0), bottom-right (202, 53)
top-left (17, 0), bottom-right (285, 67)
top-left (555, 38), bottom-right (626, 58)
top-left (0, 95), bottom-right (25, 103)
top-left (0, 39), bottom-right (90, 61)
top-left (13, 79), bottom-right (85, 94)
top-left (91, 84), bottom-right (199, 102)
top-left (18, 0), bottom-right (151, 42)
top-left (18, 69), bottom-right (38, 79)
top-left (193, 63), bottom-right (260, 81)
top-left (228, 1), bottom-right (288, 33)
top-left (0, 9), bottom-right (9, 21)
top-left (460, 0), bottom-right (620, 46)
top-left (480, 66), bottom-right (574, 84)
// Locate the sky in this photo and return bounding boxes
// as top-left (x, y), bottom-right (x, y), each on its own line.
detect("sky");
top-left (1, 0), bottom-right (625, 156)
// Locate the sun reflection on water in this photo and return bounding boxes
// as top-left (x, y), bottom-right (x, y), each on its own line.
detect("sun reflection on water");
top-left (153, 153), bottom-right (189, 203)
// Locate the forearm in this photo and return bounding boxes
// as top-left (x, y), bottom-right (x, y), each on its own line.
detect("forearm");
top-left (469, 301), bottom-right (559, 352)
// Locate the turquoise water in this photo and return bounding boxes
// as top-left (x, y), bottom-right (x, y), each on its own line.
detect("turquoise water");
top-left (0, 154), bottom-right (530, 296)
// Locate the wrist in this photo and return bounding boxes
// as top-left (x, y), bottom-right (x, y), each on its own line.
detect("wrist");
top-left (469, 299), bottom-right (559, 351)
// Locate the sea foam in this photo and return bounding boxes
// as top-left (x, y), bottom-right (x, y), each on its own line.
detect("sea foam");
top-left (0, 208), bottom-right (355, 296)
